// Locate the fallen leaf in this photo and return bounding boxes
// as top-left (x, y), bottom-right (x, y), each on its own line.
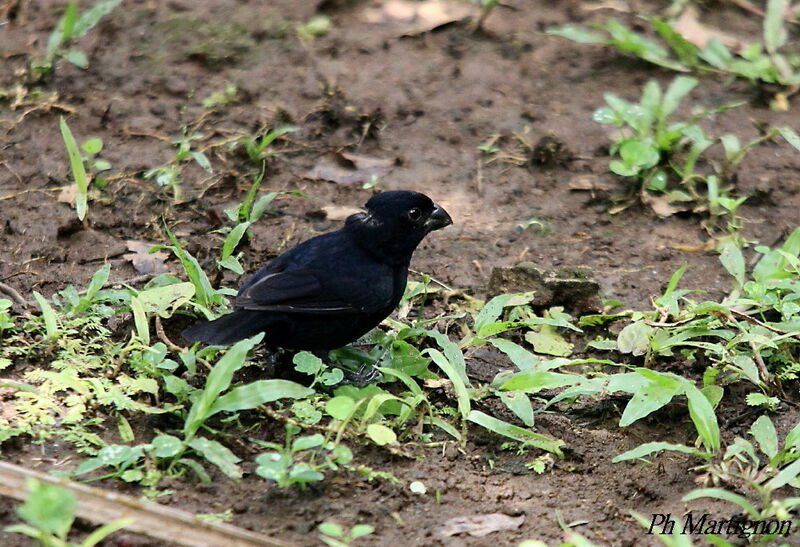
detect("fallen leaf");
top-left (673, 6), bottom-right (744, 51)
top-left (136, 282), bottom-right (195, 318)
top-left (305, 152), bottom-right (394, 185)
top-left (360, 0), bottom-right (476, 36)
top-left (437, 513), bottom-right (525, 538)
top-left (57, 185), bottom-right (77, 205)
top-left (320, 205), bottom-right (362, 221)
top-left (641, 192), bottom-right (691, 218)
top-left (568, 174), bottom-right (613, 192)
top-left (672, 240), bottom-right (715, 252)
top-left (124, 240), bottom-right (171, 274)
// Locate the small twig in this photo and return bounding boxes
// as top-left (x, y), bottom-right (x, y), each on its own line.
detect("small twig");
top-left (257, 405), bottom-right (337, 434)
top-left (0, 281), bottom-right (30, 310)
top-left (730, 308), bottom-right (800, 339)
top-left (102, 273), bottom-right (158, 290)
top-left (155, 316), bottom-right (184, 353)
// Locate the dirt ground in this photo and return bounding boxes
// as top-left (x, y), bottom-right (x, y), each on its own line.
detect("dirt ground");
top-left (2, 0), bottom-right (800, 545)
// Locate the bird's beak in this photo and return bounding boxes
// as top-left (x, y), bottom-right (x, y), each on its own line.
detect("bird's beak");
top-left (424, 203), bottom-right (453, 231)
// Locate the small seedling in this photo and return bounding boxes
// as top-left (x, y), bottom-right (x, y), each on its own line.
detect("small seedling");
top-left (30, 0), bottom-right (122, 80)
top-left (254, 424), bottom-right (353, 489)
top-left (232, 124), bottom-right (298, 164)
top-left (4, 477), bottom-right (132, 546)
top-left (318, 521), bottom-right (375, 547)
top-left (297, 15), bottom-right (330, 43)
top-left (548, 1), bottom-right (800, 109)
top-left (144, 128), bottom-right (212, 202)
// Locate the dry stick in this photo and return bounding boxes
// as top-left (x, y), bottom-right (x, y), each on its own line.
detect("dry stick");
top-left (730, 308), bottom-right (800, 339)
top-left (0, 281), bottom-right (29, 309)
top-left (0, 461), bottom-right (293, 547)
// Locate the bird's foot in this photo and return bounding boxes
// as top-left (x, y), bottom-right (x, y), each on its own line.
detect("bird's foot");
top-left (336, 363), bottom-right (381, 387)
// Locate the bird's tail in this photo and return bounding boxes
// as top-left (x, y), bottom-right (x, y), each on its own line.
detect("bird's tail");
top-left (181, 310), bottom-right (268, 346)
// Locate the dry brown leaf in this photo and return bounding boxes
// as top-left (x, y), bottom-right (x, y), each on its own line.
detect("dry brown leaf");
top-left (641, 192), bottom-right (692, 218)
top-left (124, 240), bottom-right (171, 274)
top-left (437, 513), bottom-right (525, 538)
top-left (57, 185), bottom-right (77, 205)
top-left (568, 174), bottom-right (613, 192)
top-left (360, 0), bottom-right (476, 36)
top-left (305, 152), bottom-right (394, 185)
top-left (673, 6), bottom-right (744, 51)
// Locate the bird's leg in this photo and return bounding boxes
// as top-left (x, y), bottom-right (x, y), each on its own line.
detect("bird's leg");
top-left (320, 347), bottom-right (381, 387)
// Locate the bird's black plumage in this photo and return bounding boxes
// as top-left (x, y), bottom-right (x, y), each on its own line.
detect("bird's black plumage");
top-left (182, 191), bottom-right (452, 349)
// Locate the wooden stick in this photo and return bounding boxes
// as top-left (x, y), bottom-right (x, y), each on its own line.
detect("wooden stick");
top-left (0, 461), bottom-right (292, 547)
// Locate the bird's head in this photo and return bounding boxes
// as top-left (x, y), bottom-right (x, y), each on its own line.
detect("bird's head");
top-left (346, 190), bottom-right (452, 264)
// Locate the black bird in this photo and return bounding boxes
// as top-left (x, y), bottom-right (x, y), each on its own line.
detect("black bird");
top-left (182, 190), bottom-right (452, 349)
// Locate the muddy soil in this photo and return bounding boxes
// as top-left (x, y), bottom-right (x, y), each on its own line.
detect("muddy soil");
top-left (2, 0), bottom-right (800, 545)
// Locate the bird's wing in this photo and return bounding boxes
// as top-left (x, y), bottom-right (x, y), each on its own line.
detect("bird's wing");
top-left (234, 269), bottom-right (366, 314)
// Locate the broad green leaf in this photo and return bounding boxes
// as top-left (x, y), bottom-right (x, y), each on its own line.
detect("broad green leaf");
top-left (291, 434), bottom-right (324, 452)
top-left (130, 295), bottom-right (149, 345)
top-left (699, 38), bottom-right (733, 69)
top-left (361, 393), bottom-right (405, 423)
top-left (767, 458), bottom-right (800, 490)
top-left (661, 76), bottom-right (697, 119)
top-left (293, 351), bottom-right (323, 375)
top-left (749, 415), bottom-right (778, 460)
top-left (498, 391), bottom-right (534, 426)
top-left (33, 292), bottom-right (58, 338)
top-left (489, 338), bottom-right (538, 371)
top-left (474, 292), bottom-right (534, 336)
top-left (17, 478), bottom-right (75, 537)
top-left (779, 127), bottom-right (800, 151)
top-left (162, 225), bottom-right (219, 309)
top-left (426, 329), bottom-right (468, 384)
top-left (81, 137), bottom-right (103, 155)
top-left (545, 25), bottom-right (605, 44)
top-left (81, 517), bottom-right (135, 547)
top-left (683, 381), bottom-right (720, 452)
top-left (136, 282), bottom-right (195, 318)
top-left (221, 222), bottom-right (250, 260)
top-left (325, 396), bottom-right (356, 420)
top-left (525, 326), bottom-right (572, 357)
top-left (617, 321), bottom-right (652, 356)
top-left (208, 379), bottom-right (313, 415)
top-left (499, 371), bottom-right (578, 393)
top-left (619, 371), bottom-right (682, 427)
top-left (73, 0), bottom-right (123, 36)
top-left (764, 0), bottom-right (789, 54)
top-left (63, 49), bottom-right (88, 68)
top-left (719, 240), bottom-right (745, 287)
top-left (425, 348), bottom-right (470, 419)
top-left (183, 334), bottom-right (264, 440)
top-left (187, 437), bottom-right (242, 480)
top-left (784, 420), bottom-right (800, 451)
top-left (682, 488), bottom-right (758, 519)
top-left (366, 423), bottom-right (397, 445)
top-left (467, 410), bottom-right (564, 456)
top-left (650, 17), bottom-right (699, 66)
top-left (613, 441), bottom-right (709, 462)
top-left (47, 2), bottom-right (78, 54)
top-left (151, 434), bottom-right (184, 458)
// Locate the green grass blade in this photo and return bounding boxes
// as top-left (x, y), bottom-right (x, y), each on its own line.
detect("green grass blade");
top-left (682, 488), bottom-right (759, 519)
top-left (59, 116), bottom-right (88, 221)
top-left (73, 0), bottom-right (123, 36)
top-left (32, 292), bottom-right (58, 338)
top-left (612, 441), bottom-right (709, 462)
top-left (207, 379), bottom-right (313, 415)
top-left (425, 348), bottom-right (470, 420)
top-left (467, 410), bottom-right (564, 456)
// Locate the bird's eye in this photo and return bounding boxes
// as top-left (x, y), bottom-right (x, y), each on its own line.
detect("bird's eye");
top-left (407, 207), bottom-right (422, 222)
